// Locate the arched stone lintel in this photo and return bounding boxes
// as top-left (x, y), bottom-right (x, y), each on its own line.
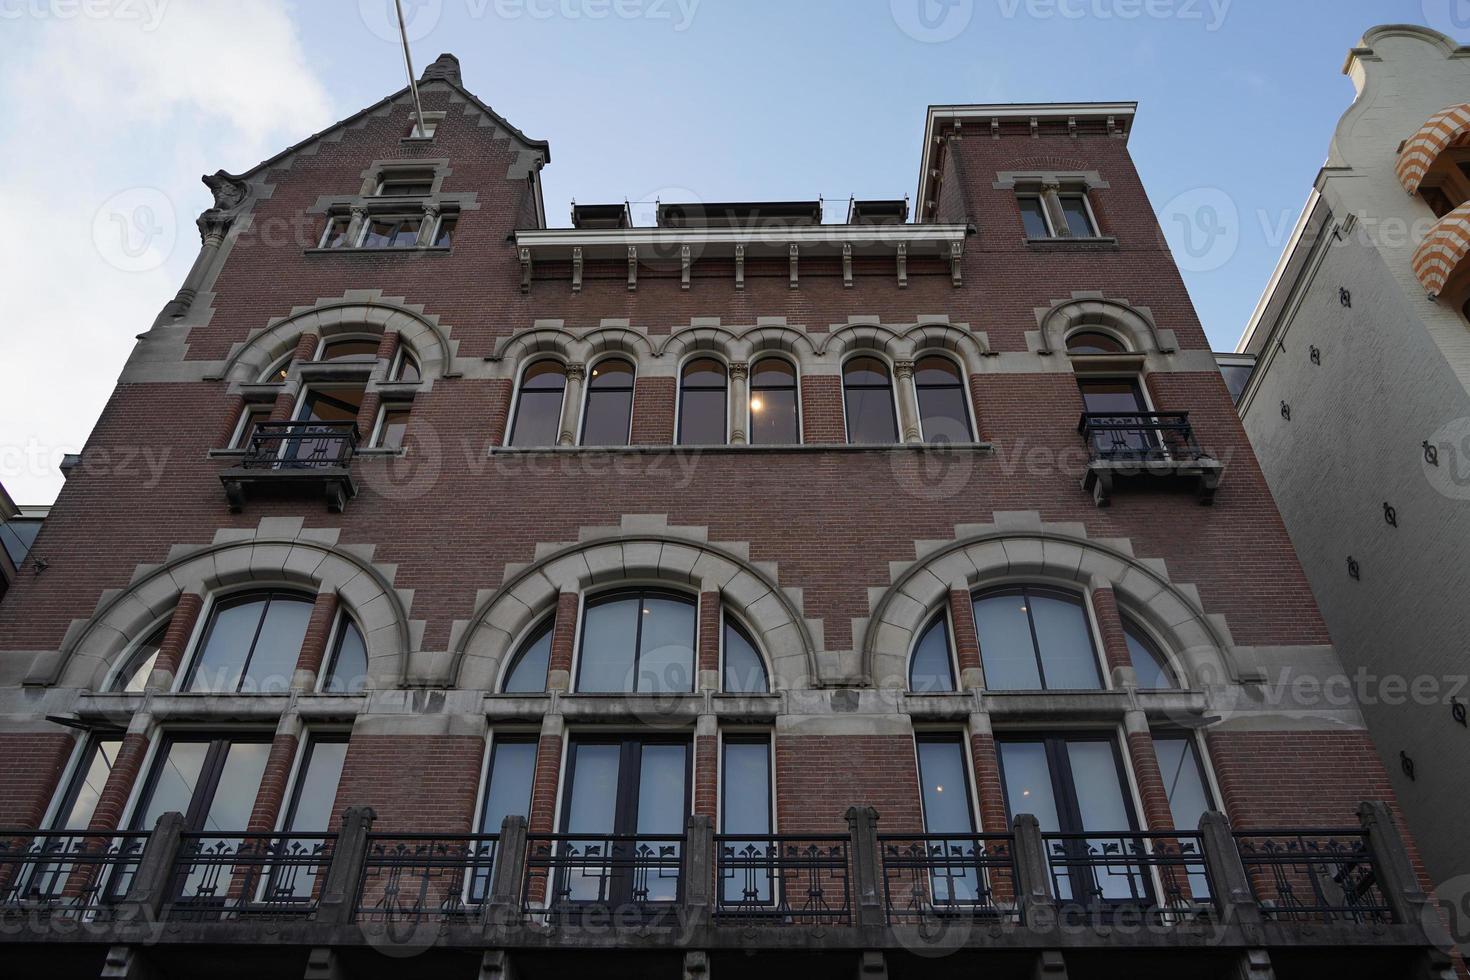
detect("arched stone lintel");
top-left (1033, 295), bottom-right (1176, 355)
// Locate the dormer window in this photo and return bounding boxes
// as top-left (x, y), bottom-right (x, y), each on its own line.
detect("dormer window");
top-left (1014, 179), bottom-right (1103, 240)
top-left (375, 170), bottom-right (435, 197)
top-left (407, 113), bottom-right (443, 139)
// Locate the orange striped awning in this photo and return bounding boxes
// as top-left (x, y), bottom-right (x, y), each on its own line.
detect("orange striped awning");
top-left (1397, 104), bottom-right (1470, 194)
top-left (1412, 202), bottom-right (1470, 297)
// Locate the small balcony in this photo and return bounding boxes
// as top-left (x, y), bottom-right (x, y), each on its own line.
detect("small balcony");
top-left (1077, 412), bottom-right (1224, 506)
top-left (219, 421), bottom-right (360, 513)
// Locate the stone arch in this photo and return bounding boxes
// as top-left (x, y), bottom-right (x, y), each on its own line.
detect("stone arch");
top-left (817, 323), bottom-right (904, 360)
top-left (44, 520), bottom-right (417, 692)
top-left (657, 325), bottom-right (740, 362)
top-left (859, 515), bottom-right (1238, 690)
top-left (450, 517), bottom-right (820, 692)
top-left (901, 322), bottom-right (990, 374)
top-left (1033, 295), bottom-right (1175, 355)
top-left (214, 294), bottom-right (457, 386)
top-left (581, 326), bottom-right (655, 362)
top-left (736, 324), bottom-right (819, 366)
top-left (491, 327), bottom-right (582, 367)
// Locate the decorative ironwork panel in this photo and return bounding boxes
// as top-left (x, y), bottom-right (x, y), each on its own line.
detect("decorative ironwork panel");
top-left (715, 835), bottom-right (851, 925)
top-left (165, 833), bottom-right (336, 921)
top-left (242, 422), bottom-right (359, 471)
top-left (879, 833), bottom-right (1017, 924)
top-left (1043, 832), bottom-right (1212, 917)
top-left (1234, 830), bottom-right (1392, 924)
top-left (356, 834), bottom-right (499, 923)
top-left (523, 834), bottom-right (683, 920)
top-left (0, 831), bottom-right (147, 919)
top-left (1077, 413), bottom-right (1206, 463)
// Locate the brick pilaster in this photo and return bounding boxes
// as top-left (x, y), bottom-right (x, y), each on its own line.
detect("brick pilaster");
top-left (292, 593), bottom-right (340, 689)
top-left (376, 331), bottom-right (400, 364)
top-left (1124, 723), bottom-right (1176, 832)
top-left (694, 733), bottom-right (718, 821)
top-left (268, 389), bottom-right (297, 422)
top-left (246, 729), bottom-right (301, 833)
top-left (293, 332), bottom-right (320, 363)
top-left (527, 733), bottom-right (564, 836)
top-left (86, 732), bottom-right (151, 832)
top-left (947, 589), bottom-right (982, 686)
top-left (150, 592), bottom-right (204, 689)
top-left (354, 392), bottom-right (381, 442)
top-left (1088, 587), bottom-right (1134, 676)
top-left (546, 592), bottom-right (580, 691)
top-left (697, 592), bottom-right (720, 691)
top-left (968, 725), bottom-right (1010, 835)
top-left (217, 394), bottom-right (245, 448)
top-left (798, 375), bottom-right (845, 443)
top-left (630, 376), bottom-right (675, 445)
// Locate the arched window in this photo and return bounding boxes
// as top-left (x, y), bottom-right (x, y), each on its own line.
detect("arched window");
top-left (749, 357), bottom-right (800, 445)
top-left (678, 358), bottom-right (728, 445)
top-left (581, 358), bottom-right (636, 447)
top-left (909, 612), bottom-right (956, 693)
top-left (110, 621), bottom-right (169, 693)
top-left (972, 586), bottom-right (1102, 691)
top-left (1123, 619), bottom-right (1177, 690)
top-left (318, 337), bottom-right (380, 363)
top-left (843, 356), bottom-right (897, 444)
top-left (1066, 331), bottom-right (1127, 355)
top-left (509, 359), bottom-right (568, 448)
top-left (723, 615), bottom-right (769, 694)
top-left (914, 355), bottom-right (973, 444)
top-left (502, 618), bottom-right (554, 694)
top-left (392, 349), bottom-right (421, 383)
top-left (184, 590), bottom-right (314, 694)
top-left (577, 589), bottom-right (695, 694)
top-left (260, 352), bottom-right (294, 383)
top-left (321, 614), bottom-right (369, 694)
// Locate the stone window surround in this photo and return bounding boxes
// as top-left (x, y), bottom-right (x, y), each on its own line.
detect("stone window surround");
top-left (306, 158), bottom-right (478, 253)
top-left (994, 170), bottom-right (1112, 242)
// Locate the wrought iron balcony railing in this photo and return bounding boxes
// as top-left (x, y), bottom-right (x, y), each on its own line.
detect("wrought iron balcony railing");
top-left (522, 833), bottom-right (684, 919)
top-left (1043, 831), bottom-right (1212, 916)
top-left (1077, 412), bottom-right (1206, 463)
top-left (715, 834), bottom-right (851, 925)
top-left (879, 833), bottom-right (1018, 923)
top-left (355, 833), bottom-right (499, 923)
top-left (1233, 828), bottom-right (1391, 924)
top-left (164, 833), bottom-right (335, 921)
top-left (239, 421), bottom-right (360, 471)
top-left (0, 830), bottom-right (147, 919)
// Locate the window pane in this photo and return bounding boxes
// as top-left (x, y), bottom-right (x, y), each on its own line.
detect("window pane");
top-left (1153, 736), bottom-right (1211, 831)
top-left (113, 624), bottom-right (166, 693)
top-left (503, 623), bottom-right (552, 693)
top-left (973, 592), bottom-right (1042, 690)
top-left (1078, 380), bottom-right (1146, 415)
top-left (55, 739), bottom-right (122, 830)
top-left (1065, 742), bottom-right (1130, 832)
top-left (1028, 593), bottom-right (1101, 690)
top-left (390, 219), bottom-right (421, 247)
top-left (324, 618), bottom-right (368, 694)
top-left (200, 742), bottom-right (271, 832)
top-left (1067, 331), bottom-right (1125, 355)
top-left (510, 361), bottom-right (567, 447)
top-left (321, 217), bottom-right (352, 249)
top-left (362, 219), bottom-right (396, 248)
top-left (750, 387), bottom-right (799, 444)
top-left (234, 407), bottom-right (270, 449)
top-left (1060, 196), bottom-right (1095, 237)
top-left (914, 359), bottom-right (972, 445)
top-left (1125, 626), bottom-right (1175, 689)
top-left (1019, 197), bottom-right (1050, 238)
top-left (636, 744), bottom-right (688, 835)
top-left (721, 741), bottom-right (771, 834)
top-left (319, 339), bottom-right (379, 363)
top-left (679, 359), bottom-right (728, 445)
top-left (241, 596), bottom-right (312, 694)
top-left (843, 356), bottom-right (890, 387)
top-left (566, 743), bottom-right (621, 833)
top-left (481, 739), bottom-right (537, 833)
top-left (135, 741), bottom-right (208, 829)
top-left (394, 354), bottom-right (421, 383)
top-left (578, 597), bottom-right (640, 693)
top-left (751, 358), bottom-right (795, 388)
top-left (376, 408), bottom-right (411, 450)
top-left (1, 518), bottom-right (42, 565)
top-left (909, 615), bottom-right (955, 693)
top-left (917, 739), bottom-right (973, 833)
top-left (582, 359), bottom-right (635, 446)
top-left (682, 358), bottom-right (727, 387)
top-left (188, 598), bottom-right (266, 693)
top-left (637, 596), bottom-right (695, 694)
top-left (285, 740), bottom-right (347, 834)
top-left (723, 620), bottom-right (768, 694)
top-left (999, 742), bottom-right (1060, 831)
top-left (843, 357), bottom-right (897, 445)
top-left (299, 386), bottom-right (365, 423)
top-left (433, 217), bottom-right (456, 247)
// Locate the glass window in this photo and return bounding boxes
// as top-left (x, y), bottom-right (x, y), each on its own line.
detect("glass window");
top-left (678, 358), bottom-right (728, 445)
top-left (1124, 622), bottom-right (1176, 690)
top-left (914, 356), bottom-right (973, 444)
top-left (184, 591), bottom-right (313, 694)
top-left (322, 616), bottom-right (368, 694)
top-left (576, 590), bottom-right (695, 694)
top-left (1059, 194), bottom-right (1096, 237)
top-left (320, 216), bottom-right (353, 249)
top-left (480, 738), bottom-right (537, 833)
top-left (297, 386), bottom-right (366, 423)
top-left (0, 517), bottom-right (42, 566)
top-left (433, 216), bottom-right (457, 248)
top-left (233, 405), bottom-right (272, 450)
top-left (509, 360), bottom-right (567, 448)
top-left (317, 338), bottom-right (379, 362)
top-left (581, 358), bottom-right (635, 447)
top-left (376, 171), bottom-right (435, 196)
top-left (132, 736), bottom-right (272, 832)
top-left (1018, 196), bottom-right (1051, 238)
top-left (723, 617), bottom-right (769, 694)
top-left (749, 358), bottom-right (799, 445)
top-left (916, 735), bottom-right (981, 906)
top-left (843, 356), bottom-right (898, 445)
top-left (111, 622), bottom-right (168, 693)
top-left (282, 737), bottom-right (347, 834)
top-left (1066, 331), bottom-right (1126, 355)
top-left (909, 613), bottom-right (955, 693)
top-left (973, 587), bottom-right (1102, 691)
top-left (51, 738), bottom-right (123, 830)
top-left (361, 216), bottom-right (422, 248)
top-left (1152, 734), bottom-right (1212, 831)
top-left (720, 737), bottom-right (773, 906)
top-left (501, 619), bottom-right (553, 694)
top-left (373, 405), bottom-right (411, 450)
top-left (392, 351), bottom-right (421, 383)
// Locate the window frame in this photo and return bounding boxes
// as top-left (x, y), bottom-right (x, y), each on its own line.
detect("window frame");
top-left (994, 731), bottom-right (1141, 836)
top-left (46, 736), bottom-right (126, 831)
top-left (908, 609), bottom-right (959, 694)
top-left (369, 402), bottom-right (413, 450)
top-left (556, 734), bottom-right (694, 838)
top-left (578, 354), bottom-right (637, 447)
top-left (230, 403), bottom-right (274, 450)
top-left (359, 214), bottom-right (425, 249)
top-left (572, 587), bottom-right (699, 695)
top-left (913, 732), bottom-right (980, 833)
top-left (506, 357), bottom-right (570, 449)
top-left (389, 348), bottom-right (422, 383)
top-left (178, 588), bottom-right (315, 695)
top-left (1064, 329), bottom-right (1130, 356)
top-left (1122, 616), bottom-right (1180, 690)
top-left (720, 609), bottom-right (771, 695)
top-left (499, 614), bottom-right (556, 694)
top-left (373, 168), bottom-right (438, 198)
top-left (317, 611), bottom-right (369, 695)
top-left (676, 354), bottom-right (731, 447)
top-left (840, 352), bottom-right (901, 446)
top-left (747, 354), bottom-right (802, 446)
top-left (107, 617), bottom-right (171, 694)
top-left (912, 352), bottom-right (976, 444)
top-left (126, 732), bottom-right (275, 832)
top-left (971, 584), bottom-right (1107, 692)
top-left (318, 214), bottom-right (355, 249)
top-left (1149, 730), bottom-right (1218, 831)
top-left (275, 731), bottom-right (350, 834)
top-left (719, 731), bottom-right (775, 836)
top-left (1057, 192), bottom-right (1101, 238)
top-left (1017, 193), bottom-right (1056, 238)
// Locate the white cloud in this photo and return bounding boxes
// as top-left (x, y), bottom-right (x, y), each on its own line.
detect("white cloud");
top-left (0, 0), bottom-right (334, 504)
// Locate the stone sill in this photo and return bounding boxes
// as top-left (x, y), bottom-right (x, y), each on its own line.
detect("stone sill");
top-left (489, 442), bottom-right (995, 457)
top-left (303, 246), bottom-right (452, 256)
top-left (1025, 236), bottom-right (1120, 250)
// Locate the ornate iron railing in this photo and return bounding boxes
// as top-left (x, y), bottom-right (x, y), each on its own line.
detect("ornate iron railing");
top-left (0, 831), bottom-right (147, 918)
top-left (523, 834), bottom-right (683, 918)
top-left (1234, 829), bottom-right (1392, 924)
top-left (879, 833), bottom-right (1018, 923)
top-left (1044, 832), bottom-right (1212, 915)
top-left (240, 421), bottom-right (359, 471)
top-left (355, 834), bottom-right (499, 923)
top-left (164, 833), bottom-right (335, 921)
top-left (1077, 412), bottom-right (1206, 462)
top-left (714, 835), bottom-right (850, 924)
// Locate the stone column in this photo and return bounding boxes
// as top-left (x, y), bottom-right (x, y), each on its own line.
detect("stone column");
top-left (729, 362), bottom-right (750, 445)
top-left (844, 805), bottom-right (884, 927)
top-left (148, 592), bottom-right (204, 691)
top-left (893, 360), bottom-right (922, 443)
top-left (416, 203), bottom-right (442, 248)
top-left (153, 218), bottom-right (229, 326)
top-left (344, 205), bottom-right (369, 247)
top-left (1039, 179), bottom-right (1069, 237)
top-left (557, 363), bottom-right (587, 447)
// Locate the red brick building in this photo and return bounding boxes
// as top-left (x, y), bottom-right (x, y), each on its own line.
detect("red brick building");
top-left (0, 53), bottom-right (1452, 980)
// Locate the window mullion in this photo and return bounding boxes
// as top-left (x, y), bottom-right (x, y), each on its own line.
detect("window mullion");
top-left (1021, 588), bottom-right (1049, 690)
top-left (236, 596), bottom-right (274, 694)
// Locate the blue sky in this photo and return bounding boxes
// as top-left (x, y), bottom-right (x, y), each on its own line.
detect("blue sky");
top-left (0, 0), bottom-right (1457, 504)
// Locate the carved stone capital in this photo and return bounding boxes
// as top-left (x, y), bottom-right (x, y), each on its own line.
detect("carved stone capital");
top-left (565, 362), bottom-right (588, 383)
top-left (894, 359), bottom-right (916, 380)
top-left (729, 362), bottom-right (749, 382)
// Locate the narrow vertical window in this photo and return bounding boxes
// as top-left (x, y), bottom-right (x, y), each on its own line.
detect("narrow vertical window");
top-left (322, 615), bottom-right (368, 694)
top-left (508, 360), bottom-right (567, 448)
top-left (1018, 195), bottom-right (1052, 238)
top-left (678, 358), bottom-right (728, 445)
top-left (721, 737), bottom-right (774, 907)
top-left (472, 737), bottom-right (538, 901)
top-left (501, 619), bottom-right (553, 694)
top-left (914, 356), bottom-right (973, 444)
top-left (915, 735), bottom-right (981, 908)
top-left (843, 356), bottom-right (897, 445)
top-left (581, 358), bottom-right (636, 447)
top-left (749, 357), bottom-right (800, 445)
top-left (722, 616), bottom-right (769, 694)
top-left (1059, 194), bottom-right (1097, 237)
top-left (372, 405), bottom-right (412, 450)
top-left (909, 613), bottom-right (956, 693)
